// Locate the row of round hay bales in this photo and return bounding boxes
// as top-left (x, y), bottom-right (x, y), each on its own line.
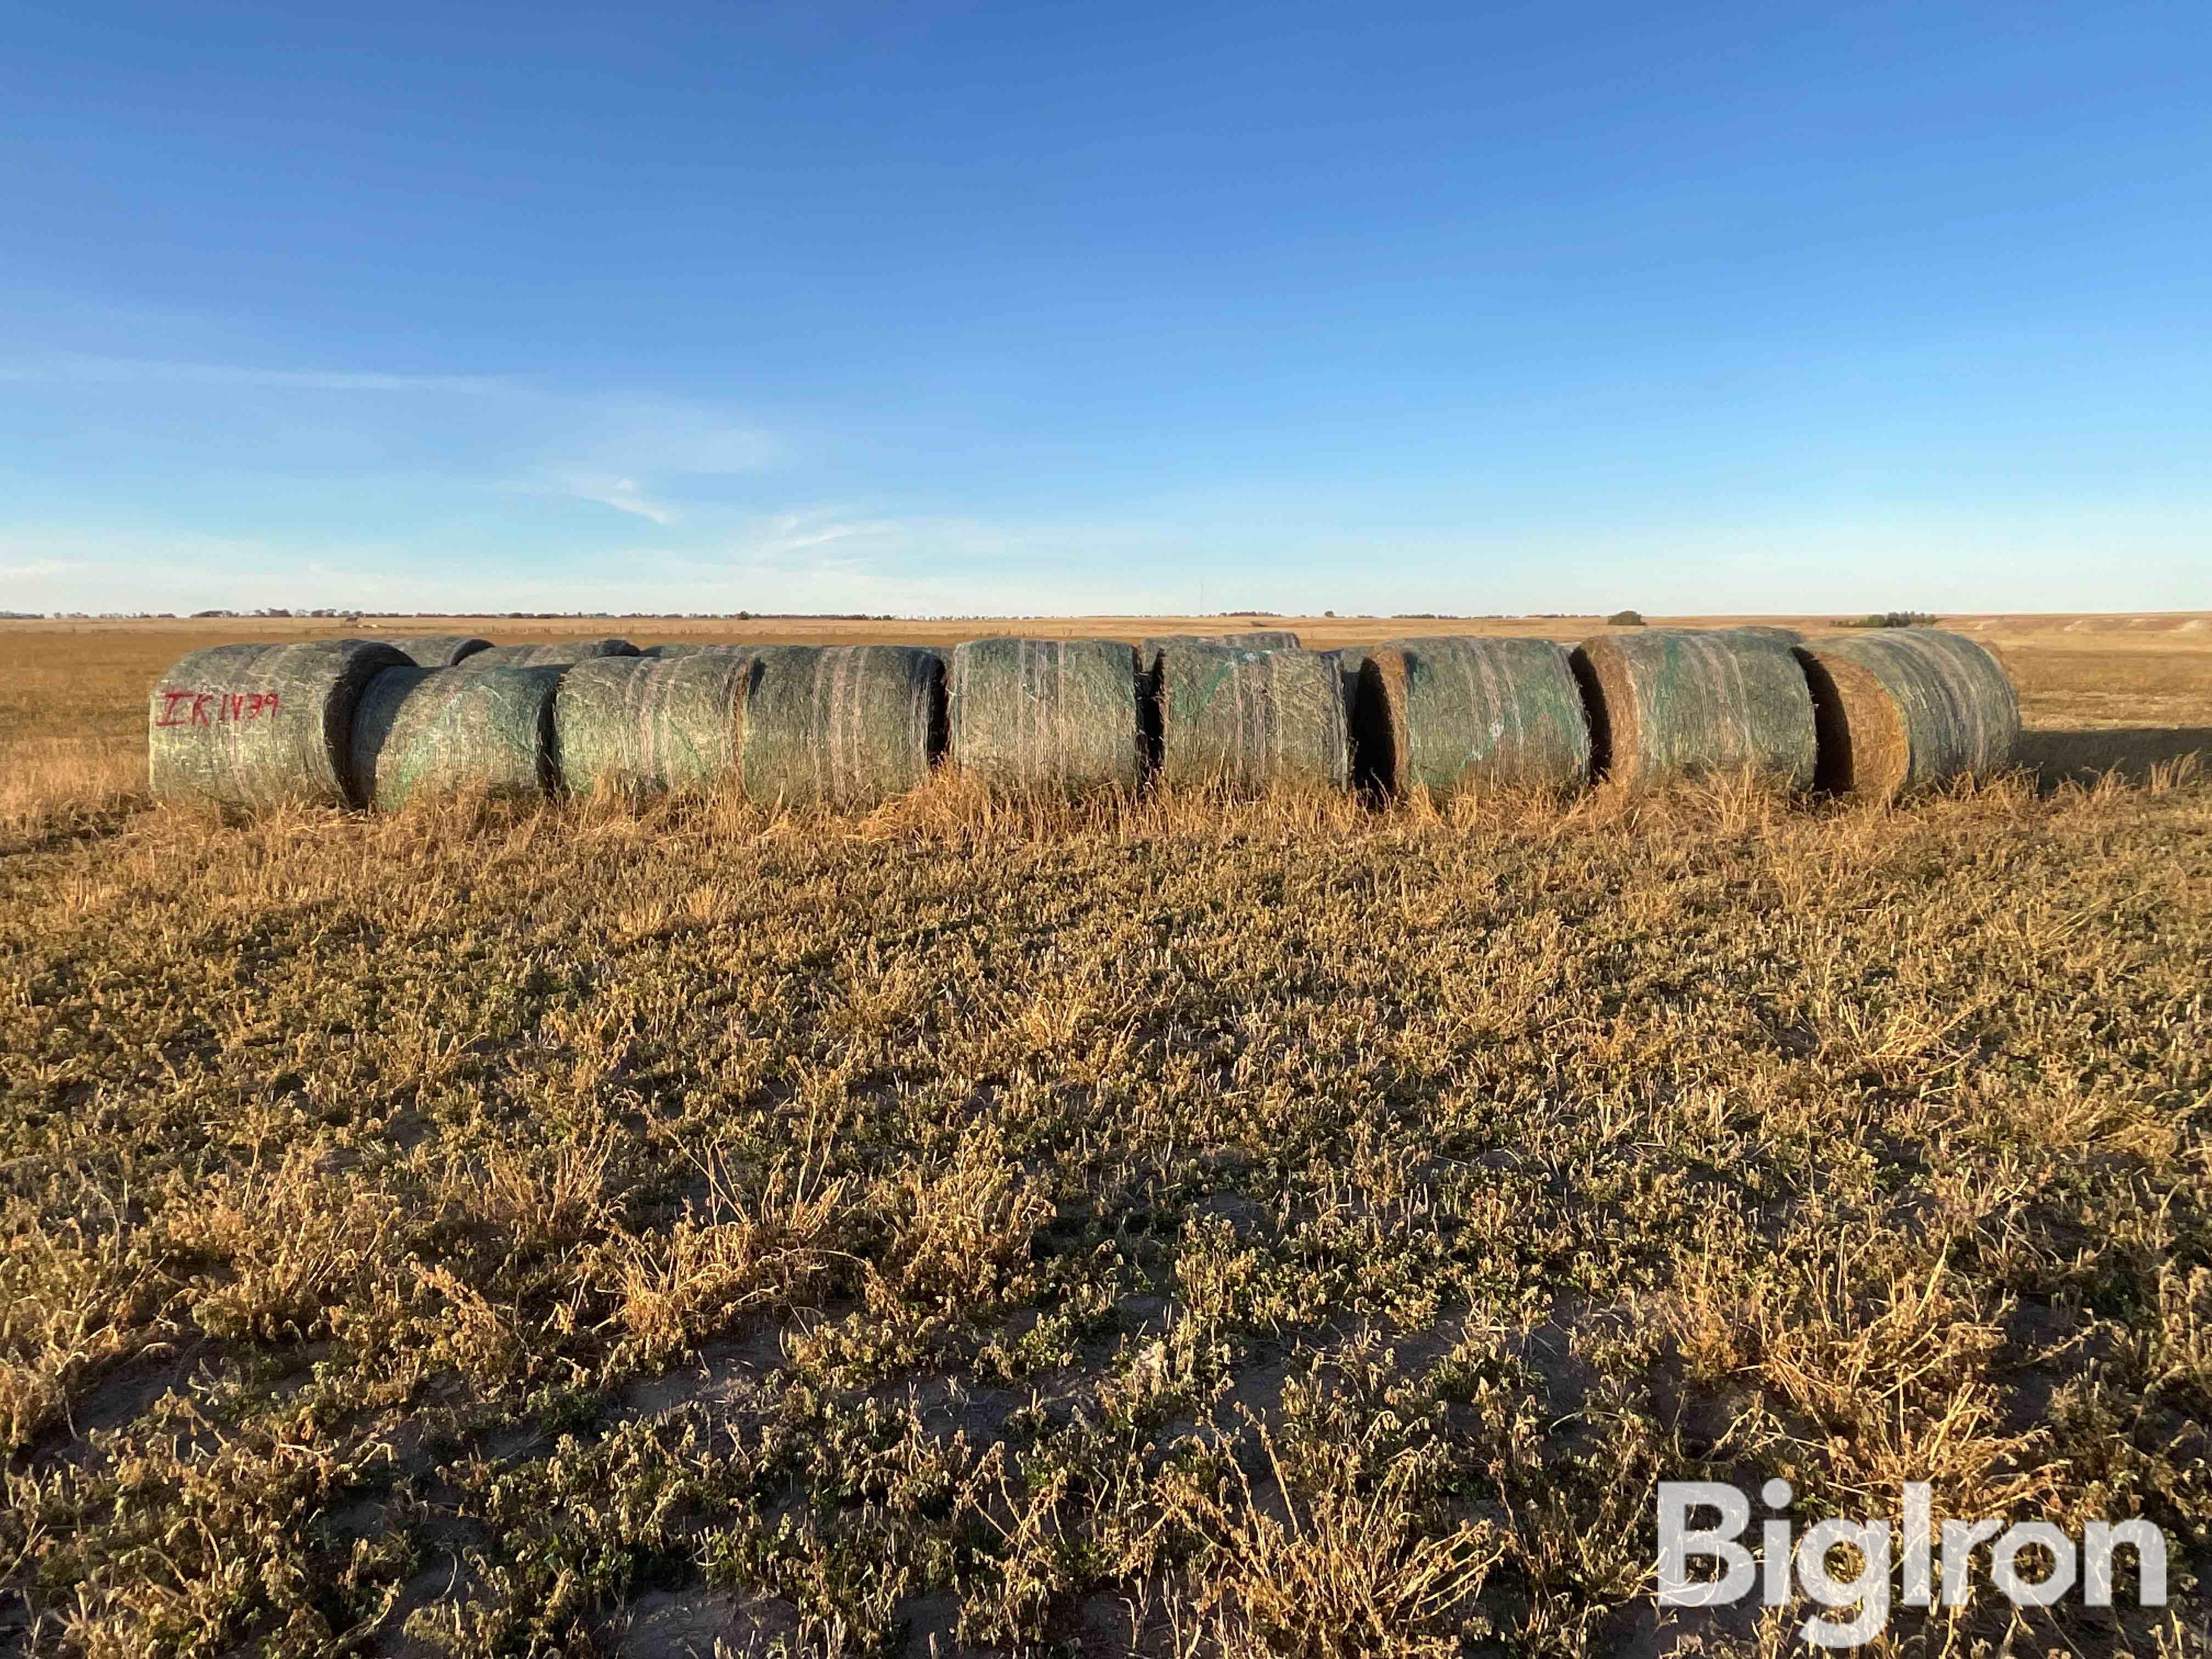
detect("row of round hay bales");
top-left (1146, 640), bottom-right (1349, 792)
top-left (148, 629), bottom-right (2020, 811)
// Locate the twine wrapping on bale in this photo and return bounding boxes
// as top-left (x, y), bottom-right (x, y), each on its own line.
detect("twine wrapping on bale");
top-left (149, 640), bottom-right (408, 809)
top-left (1148, 641), bottom-right (1349, 792)
top-left (553, 652), bottom-right (754, 797)
top-left (467, 639), bottom-right (638, 668)
top-left (1793, 629), bottom-right (2020, 798)
top-left (740, 645), bottom-right (945, 808)
top-left (1570, 629), bottom-right (1816, 790)
top-left (377, 636), bottom-right (493, 667)
top-left (348, 665), bottom-right (563, 810)
top-left (1355, 636), bottom-right (1590, 799)
top-left (949, 638), bottom-right (1141, 796)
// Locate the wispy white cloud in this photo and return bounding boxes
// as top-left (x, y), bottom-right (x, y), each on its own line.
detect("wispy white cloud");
top-left (0, 354), bottom-right (507, 393)
top-left (553, 475), bottom-right (684, 526)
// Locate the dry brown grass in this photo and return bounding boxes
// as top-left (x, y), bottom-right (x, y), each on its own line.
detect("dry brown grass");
top-left (0, 618), bottom-right (2207, 1656)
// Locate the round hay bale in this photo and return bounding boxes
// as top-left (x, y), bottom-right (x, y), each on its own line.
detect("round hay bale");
top-left (1570, 629), bottom-right (1816, 790)
top-left (1149, 641), bottom-right (1348, 792)
top-left (949, 638), bottom-right (1141, 796)
top-left (552, 652), bottom-right (754, 797)
top-left (1792, 629), bottom-right (2019, 798)
top-left (640, 643), bottom-right (709, 659)
top-left (1355, 636), bottom-right (1590, 798)
top-left (376, 635), bottom-right (493, 667)
top-left (348, 664), bottom-right (563, 810)
top-left (467, 638), bottom-right (637, 668)
top-left (1728, 625), bottom-right (1805, 646)
top-left (149, 640), bottom-right (407, 809)
top-left (1139, 630), bottom-right (1302, 657)
top-left (739, 645), bottom-right (944, 807)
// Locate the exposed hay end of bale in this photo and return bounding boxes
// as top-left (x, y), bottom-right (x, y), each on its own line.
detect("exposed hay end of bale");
top-left (376, 636), bottom-right (493, 667)
top-left (740, 645), bottom-right (945, 808)
top-left (349, 665), bottom-right (563, 811)
top-left (1793, 629), bottom-right (2021, 798)
top-left (149, 640), bottom-right (408, 809)
top-left (469, 639), bottom-right (638, 668)
top-left (1149, 642), bottom-right (1349, 792)
top-left (552, 652), bottom-right (753, 798)
top-left (949, 638), bottom-right (1141, 797)
top-left (1570, 628), bottom-right (1816, 791)
top-left (1355, 636), bottom-right (1590, 799)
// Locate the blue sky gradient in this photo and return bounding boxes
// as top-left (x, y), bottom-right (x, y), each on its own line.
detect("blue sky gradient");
top-left (4, 1), bottom-right (2207, 615)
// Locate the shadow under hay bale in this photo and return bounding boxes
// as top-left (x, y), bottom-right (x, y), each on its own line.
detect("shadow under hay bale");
top-left (1147, 641), bottom-right (1349, 792)
top-left (1571, 628), bottom-right (1817, 791)
top-left (149, 640), bottom-right (408, 809)
top-left (2016, 727), bottom-right (2212, 790)
top-left (376, 636), bottom-right (493, 668)
top-left (949, 638), bottom-right (1141, 797)
top-left (740, 645), bottom-right (945, 808)
top-left (553, 652), bottom-right (753, 797)
top-left (1793, 629), bottom-right (2020, 798)
top-left (348, 664), bottom-right (563, 810)
top-left (468, 639), bottom-right (639, 668)
top-left (1355, 637), bottom-right (1590, 799)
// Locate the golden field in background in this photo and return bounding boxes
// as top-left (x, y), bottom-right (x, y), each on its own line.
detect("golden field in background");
top-left (0, 613), bottom-right (2207, 1655)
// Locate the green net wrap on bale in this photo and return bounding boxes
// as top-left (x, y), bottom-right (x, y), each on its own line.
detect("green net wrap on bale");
top-left (1728, 625), bottom-right (1806, 646)
top-left (739, 645), bottom-right (945, 808)
top-left (1570, 629), bottom-right (1816, 790)
top-left (1355, 636), bottom-right (1590, 798)
top-left (640, 643), bottom-right (709, 658)
top-left (347, 664), bottom-right (563, 811)
top-left (1148, 642), bottom-right (1348, 792)
top-left (149, 640), bottom-right (408, 809)
top-left (1793, 629), bottom-right (2020, 798)
top-left (376, 636), bottom-right (493, 667)
top-left (1138, 630), bottom-right (1302, 657)
top-left (468, 639), bottom-right (638, 668)
top-left (553, 652), bottom-right (753, 797)
top-left (949, 638), bottom-right (1141, 797)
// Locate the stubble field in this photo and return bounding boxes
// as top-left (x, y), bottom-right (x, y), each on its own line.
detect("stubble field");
top-left (1, 615), bottom-right (2208, 1657)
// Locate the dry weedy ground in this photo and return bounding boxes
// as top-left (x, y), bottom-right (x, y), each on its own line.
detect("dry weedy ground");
top-left (0, 619), bottom-right (2207, 1657)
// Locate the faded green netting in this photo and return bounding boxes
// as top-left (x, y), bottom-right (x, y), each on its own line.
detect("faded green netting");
top-left (739, 645), bottom-right (944, 808)
top-left (1356, 637), bottom-right (1590, 798)
top-left (552, 652), bottom-right (753, 796)
top-left (375, 636), bottom-right (493, 667)
top-left (1149, 641), bottom-right (1348, 792)
top-left (1571, 628), bottom-right (1816, 790)
top-left (949, 638), bottom-right (1141, 796)
top-left (1794, 629), bottom-right (2019, 798)
top-left (149, 640), bottom-right (408, 809)
top-left (348, 664), bottom-right (563, 810)
top-left (467, 639), bottom-right (638, 668)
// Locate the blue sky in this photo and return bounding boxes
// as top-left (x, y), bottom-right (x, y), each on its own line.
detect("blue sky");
top-left (3, 1), bottom-right (2207, 616)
